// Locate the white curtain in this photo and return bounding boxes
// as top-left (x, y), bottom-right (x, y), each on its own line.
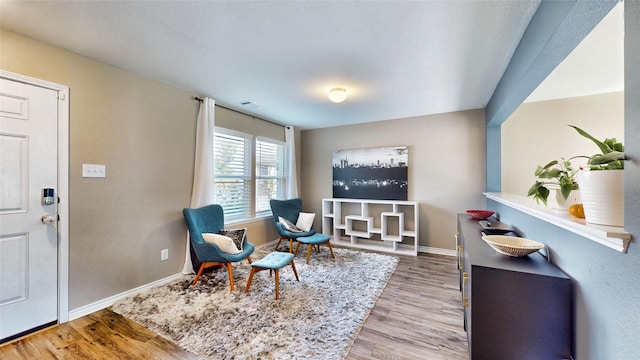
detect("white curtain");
top-left (285, 126), bottom-right (299, 198)
top-left (182, 97), bottom-right (215, 274)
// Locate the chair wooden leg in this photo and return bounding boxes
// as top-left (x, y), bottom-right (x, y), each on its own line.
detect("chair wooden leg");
top-left (274, 236), bottom-right (285, 251)
top-left (192, 262), bottom-right (223, 286)
top-left (290, 259), bottom-right (300, 282)
top-left (226, 262), bottom-right (235, 291)
top-left (289, 238), bottom-right (294, 253)
top-left (191, 264), bottom-right (207, 286)
top-left (274, 269), bottom-right (280, 300)
top-left (294, 241), bottom-right (301, 256)
top-left (247, 256), bottom-right (252, 264)
top-left (327, 241), bottom-right (336, 259)
top-left (245, 268), bottom-right (257, 294)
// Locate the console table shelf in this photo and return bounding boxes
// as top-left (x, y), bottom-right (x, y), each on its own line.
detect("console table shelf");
top-left (322, 198), bottom-right (419, 256)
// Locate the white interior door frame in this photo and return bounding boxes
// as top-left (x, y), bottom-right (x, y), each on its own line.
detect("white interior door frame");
top-left (0, 69), bottom-right (70, 323)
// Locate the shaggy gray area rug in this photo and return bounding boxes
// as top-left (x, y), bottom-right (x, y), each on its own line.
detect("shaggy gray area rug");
top-left (111, 247), bottom-right (398, 360)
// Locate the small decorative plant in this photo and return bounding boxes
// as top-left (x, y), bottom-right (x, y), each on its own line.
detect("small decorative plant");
top-left (528, 158), bottom-right (579, 206)
top-left (569, 125), bottom-right (625, 170)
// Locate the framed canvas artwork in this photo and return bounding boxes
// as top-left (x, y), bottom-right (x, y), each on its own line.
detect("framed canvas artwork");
top-left (332, 146), bottom-right (408, 200)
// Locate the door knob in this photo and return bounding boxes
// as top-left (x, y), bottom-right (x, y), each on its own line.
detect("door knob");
top-left (41, 214), bottom-right (56, 224)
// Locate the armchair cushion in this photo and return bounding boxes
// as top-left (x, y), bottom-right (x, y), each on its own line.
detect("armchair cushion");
top-left (296, 212), bottom-right (315, 232)
top-left (219, 228), bottom-right (246, 251)
top-left (202, 233), bottom-right (242, 254)
top-left (279, 216), bottom-right (303, 232)
top-left (275, 222), bottom-right (316, 238)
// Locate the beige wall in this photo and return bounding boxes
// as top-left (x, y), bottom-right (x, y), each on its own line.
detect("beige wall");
top-left (0, 29), bottom-right (278, 310)
top-left (216, 106), bottom-right (285, 142)
top-left (502, 92), bottom-right (624, 204)
top-left (300, 110), bottom-right (486, 251)
top-left (1, 27), bottom-right (483, 311)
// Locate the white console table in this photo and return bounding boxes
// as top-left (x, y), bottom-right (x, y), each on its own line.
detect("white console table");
top-left (322, 198), bottom-right (419, 256)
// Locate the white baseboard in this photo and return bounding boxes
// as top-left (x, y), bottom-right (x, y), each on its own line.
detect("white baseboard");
top-left (68, 273), bottom-right (185, 321)
top-left (263, 238), bottom-right (458, 257)
top-left (68, 241), bottom-right (278, 321)
top-left (418, 246), bottom-right (457, 257)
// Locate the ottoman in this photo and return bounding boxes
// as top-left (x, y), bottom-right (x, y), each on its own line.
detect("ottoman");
top-left (245, 251), bottom-right (299, 300)
top-left (294, 233), bottom-right (335, 264)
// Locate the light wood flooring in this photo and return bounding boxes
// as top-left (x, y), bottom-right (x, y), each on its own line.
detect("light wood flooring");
top-left (346, 252), bottom-right (468, 360)
top-left (0, 252), bottom-right (468, 359)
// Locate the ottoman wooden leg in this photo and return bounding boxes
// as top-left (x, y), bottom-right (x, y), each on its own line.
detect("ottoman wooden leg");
top-left (306, 244), bottom-right (313, 264)
top-left (290, 259), bottom-right (300, 281)
top-left (245, 267), bottom-right (257, 294)
top-left (274, 269), bottom-right (280, 300)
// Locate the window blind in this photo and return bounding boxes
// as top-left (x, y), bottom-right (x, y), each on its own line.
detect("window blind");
top-left (256, 137), bottom-right (286, 215)
top-left (214, 131), bottom-right (251, 220)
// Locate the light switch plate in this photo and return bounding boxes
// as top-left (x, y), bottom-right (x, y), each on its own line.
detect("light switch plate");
top-left (82, 164), bottom-right (106, 178)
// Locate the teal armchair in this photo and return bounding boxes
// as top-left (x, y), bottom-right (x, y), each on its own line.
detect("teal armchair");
top-left (270, 198), bottom-right (316, 252)
top-left (183, 204), bottom-right (254, 289)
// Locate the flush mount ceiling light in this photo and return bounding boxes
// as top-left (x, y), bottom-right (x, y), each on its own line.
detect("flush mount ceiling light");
top-left (328, 87), bottom-right (348, 103)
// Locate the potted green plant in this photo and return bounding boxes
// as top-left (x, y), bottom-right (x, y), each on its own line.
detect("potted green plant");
top-left (569, 125), bottom-right (625, 226)
top-left (569, 125), bottom-right (624, 170)
top-left (527, 157), bottom-right (580, 208)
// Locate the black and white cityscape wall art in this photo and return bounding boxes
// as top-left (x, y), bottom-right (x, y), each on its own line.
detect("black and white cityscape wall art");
top-left (332, 146), bottom-right (408, 200)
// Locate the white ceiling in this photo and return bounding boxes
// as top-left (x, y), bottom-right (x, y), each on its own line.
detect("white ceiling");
top-left (0, 1), bottom-right (622, 129)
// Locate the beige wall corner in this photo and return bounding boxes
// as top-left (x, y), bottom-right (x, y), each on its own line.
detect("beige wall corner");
top-left (300, 110), bottom-right (486, 251)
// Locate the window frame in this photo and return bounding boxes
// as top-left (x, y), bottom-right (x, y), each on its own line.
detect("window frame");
top-left (213, 126), bottom-right (287, 223)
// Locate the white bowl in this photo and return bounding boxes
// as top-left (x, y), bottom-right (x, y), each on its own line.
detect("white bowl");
top-left (481, 235), bottom-right (545, 257)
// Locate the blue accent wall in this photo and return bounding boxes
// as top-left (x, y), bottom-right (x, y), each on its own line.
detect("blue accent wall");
top-left (625, 0), bottom-right (640, 254)
top-left (486, 0), bottom-right (617, 127)
top-left (486, 125), bottom-right (500, 192)
top-left (485, 1), bottom-right (639, 359)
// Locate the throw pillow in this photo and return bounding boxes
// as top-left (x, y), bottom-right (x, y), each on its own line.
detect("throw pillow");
top-left (278, 216), bottom-right (302, 232)
top-left (218, 228), bottom-right (246, 251)
top-left (296, 212), bottom-right (315, 232)
top-left (201, 233), bottom-right (242, 254)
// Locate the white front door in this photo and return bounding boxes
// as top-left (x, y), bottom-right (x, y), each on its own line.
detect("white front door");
top-left (0, 78), bottom-right (59, 341)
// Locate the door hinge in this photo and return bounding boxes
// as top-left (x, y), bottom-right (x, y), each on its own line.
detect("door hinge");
top-left (57, 93), bottom-right (66, 100)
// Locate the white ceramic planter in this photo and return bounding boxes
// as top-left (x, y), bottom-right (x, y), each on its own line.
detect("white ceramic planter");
top-left (553, 189), bottom-right (581, 213)
top-left (577, 170), bottom-right (624, 227)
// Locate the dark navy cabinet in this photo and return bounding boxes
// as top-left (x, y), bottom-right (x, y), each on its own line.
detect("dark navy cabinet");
top-left (457, 214), bottom-right (572, 360)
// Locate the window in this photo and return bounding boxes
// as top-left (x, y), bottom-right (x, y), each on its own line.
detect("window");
top-left (214, 128), bottom-right (286, 221)
top-left (256, 137), bottom-right (286, 216)
top-left (213, 130), bottom-right (251, 220)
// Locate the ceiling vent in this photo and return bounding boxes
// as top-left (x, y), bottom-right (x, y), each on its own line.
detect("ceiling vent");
top-left (239, 101), bottom-right (259, 108)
